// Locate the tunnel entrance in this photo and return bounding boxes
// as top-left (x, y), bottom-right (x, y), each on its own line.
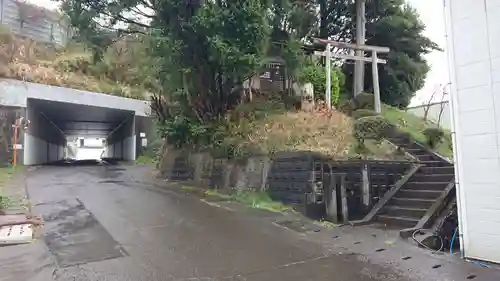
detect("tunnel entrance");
top-left (25, 98), bottom-right (136, 165)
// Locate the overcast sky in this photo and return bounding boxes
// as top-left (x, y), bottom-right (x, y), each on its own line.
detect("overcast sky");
top-left (32, 0), bottom-right (448, 106)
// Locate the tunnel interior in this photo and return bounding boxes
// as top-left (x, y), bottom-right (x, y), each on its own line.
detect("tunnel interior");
top-left (25, 98), bottom-right (136, 165)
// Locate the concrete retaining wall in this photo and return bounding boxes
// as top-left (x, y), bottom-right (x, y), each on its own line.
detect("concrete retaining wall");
top-left (24, 99), bottom-right (66, 165)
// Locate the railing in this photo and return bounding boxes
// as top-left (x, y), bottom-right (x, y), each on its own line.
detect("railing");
top-left (314, 159), bottom-right (414, 223)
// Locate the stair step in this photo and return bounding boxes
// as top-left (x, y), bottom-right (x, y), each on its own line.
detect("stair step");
top-left (405, 148), bottom-right (428, 154)
top-left (420, 166), bottom-right (455, 174)
top-left (380, 205), bottom-right (428, 219)
top-left (376, 214), bottom-right (420, 228)
top-left (403, 182), bottom-right (449, 191)
top-left (418, 161), bottom-right (448, 167)
top-left (389, 197), bottom-right (435, 209)
top-left (412, 173), bottom-right (454, 183)
top-left (397, 189), bottom-right (442, 200)
top-left (415, 154), bottom-right (436, 162)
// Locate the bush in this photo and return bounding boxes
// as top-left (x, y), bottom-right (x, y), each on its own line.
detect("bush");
top-left (352, 109), bottom-right (378, 120)
top-left (298, 62), bottom-right (343, 106)
top-left (53, 54), bottom-right (92, 74)
top-left (353, 116), bottom-right (392, 147)
top-left (339, 92), bottom-right (375, 115)
top-left (423, 127), bottom-right (445, 148)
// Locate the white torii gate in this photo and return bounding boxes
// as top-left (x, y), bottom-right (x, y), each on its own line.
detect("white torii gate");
top-left (312, 38), bottom-right (390, 113)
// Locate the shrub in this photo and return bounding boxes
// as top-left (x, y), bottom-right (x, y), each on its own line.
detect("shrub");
top-left (423, 127), bottom-right (445, 149)
top-left (298, 62), bottom-right (343, 106)
top-left (353, 116), bottom-right (392, 147)
top-left (53, 54), bottom-right (92, 74)
top-left (339, 92), bottom-right (375, 115)
top-left (352, 109), bottom-right (378, 120)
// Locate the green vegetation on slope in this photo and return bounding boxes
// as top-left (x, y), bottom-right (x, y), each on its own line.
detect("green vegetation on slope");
top-left (382, 104), bottom-right (453, 159)
top-left (0, 25), bottom-right (150, 99)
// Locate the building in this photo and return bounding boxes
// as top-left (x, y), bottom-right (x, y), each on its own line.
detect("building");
top-left (447, 0), bottom-right (500, 263)
top-left (0, 0), bottom-right (70, 46)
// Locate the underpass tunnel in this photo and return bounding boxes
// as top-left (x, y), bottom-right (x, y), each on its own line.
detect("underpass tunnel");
top-left (24, 98), bottom-right (135, 165)
top-left (104, 113), bottom-right (136, 161)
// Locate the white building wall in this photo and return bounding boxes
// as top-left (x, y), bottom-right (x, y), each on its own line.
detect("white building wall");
top-left (447, 0), bottom-right (500, 263)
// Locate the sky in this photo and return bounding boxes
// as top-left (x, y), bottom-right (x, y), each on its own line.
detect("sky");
top-left (31, 0), bottom-right (448, 106)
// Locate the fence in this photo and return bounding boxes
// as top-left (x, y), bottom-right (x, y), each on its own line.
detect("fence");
top-left (314, 159), bottom-right (413, 222)
top-left (0, 0), bottom-right (70, 46)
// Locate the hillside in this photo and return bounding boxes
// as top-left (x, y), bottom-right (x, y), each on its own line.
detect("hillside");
top-left (0, 25), bottom-right (452, 161)
top-left (382, 105), bottom-right (453, 159)
top-left (0, 25), bottom-right (150, 100)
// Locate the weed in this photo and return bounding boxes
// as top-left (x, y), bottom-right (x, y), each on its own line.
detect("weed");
top-left (135, 155), bottom-right (156, 165)
top-left (181, 185), bottom-right (199, 191)
top-left (314, 220), bottom-right (338, 228)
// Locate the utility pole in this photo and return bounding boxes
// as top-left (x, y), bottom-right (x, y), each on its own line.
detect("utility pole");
top-left (354, 0), bottom-right (366, 96)
top-left (325, 43), bottom-right (332, 108)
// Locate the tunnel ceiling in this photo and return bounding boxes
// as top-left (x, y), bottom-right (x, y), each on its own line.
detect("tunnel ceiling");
top-left (29, 98), bottom-right (134, 137)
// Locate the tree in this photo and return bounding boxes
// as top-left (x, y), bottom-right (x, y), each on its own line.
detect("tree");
top-left (337, 0), bottom-right (440, 108)
top-left (61, 0), bottom-right (271, 147)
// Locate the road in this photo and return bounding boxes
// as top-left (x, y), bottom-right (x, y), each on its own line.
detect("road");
top-left (0, 162), bottom-right (496, 281)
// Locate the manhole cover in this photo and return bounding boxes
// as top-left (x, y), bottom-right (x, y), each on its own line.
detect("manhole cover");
top-left (0, 224), bottom-right (33, 245)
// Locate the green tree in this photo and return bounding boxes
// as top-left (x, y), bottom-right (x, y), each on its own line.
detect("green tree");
top-left (61, 0), bottom-right (271, 147)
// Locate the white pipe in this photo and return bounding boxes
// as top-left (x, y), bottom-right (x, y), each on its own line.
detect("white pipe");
top-left (444, 0), bottom-right (465, 258)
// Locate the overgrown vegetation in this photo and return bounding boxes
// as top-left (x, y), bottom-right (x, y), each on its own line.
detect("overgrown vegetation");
top-left (56, 0), bottom-right (439, 159)
top-left (0, 24), bottom-right (150, 99)
top-left (298, 61), bottom-right (344, 106)
top-left (382, 105), bottom-right (453, 158)
top-left (205, 189), bottom-right (291, 213)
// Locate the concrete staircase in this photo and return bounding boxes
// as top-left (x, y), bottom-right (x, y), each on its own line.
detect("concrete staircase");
top-left (374, 133), bottom-right (455, 229)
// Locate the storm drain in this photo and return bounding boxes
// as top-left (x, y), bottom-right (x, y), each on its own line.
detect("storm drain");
top-left (35, 199), bottom-right (127, 267)
top-left (0, 224), bottom-right (33, 245)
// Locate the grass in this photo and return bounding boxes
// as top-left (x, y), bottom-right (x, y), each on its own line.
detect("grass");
top-left (201, 188), bottom-right (291, 213)
top-left (0, 25), bottom-right (149, 100)
top-left (0, 167), bottom-right (14, 211)
top-left (382, 104), bottom-right (453, 159)
top-left (218, 99), bottom-right (355, 159)
top-left (135, 155), bottom-right (156, 165)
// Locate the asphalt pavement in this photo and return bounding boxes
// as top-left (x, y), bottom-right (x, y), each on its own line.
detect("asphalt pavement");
top-left (1, 161), bottom-right (499, 281)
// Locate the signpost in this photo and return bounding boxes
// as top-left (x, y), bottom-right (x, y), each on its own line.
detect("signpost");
top-left (11, 117), bottom-right (29, 168)
top-left (313, 38), bottom-right (390, 113)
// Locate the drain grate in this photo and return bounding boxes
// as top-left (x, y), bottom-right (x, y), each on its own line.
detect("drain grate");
top-left (375, 248), bottom-right (385, 252)
top-left (402, 256), bottom-right (412, 260)
top-left (466, 275), bottom-right (476, 279)
top-left (432, 264), bottom-right (442, 269)
top-left (354, 241), bottom-right (361, 245)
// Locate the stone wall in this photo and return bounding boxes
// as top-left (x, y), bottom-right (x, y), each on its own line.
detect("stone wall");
top-left (157, 144), bottom-right (413, 220)
top-left (158, 145), bottom-right (319, 214)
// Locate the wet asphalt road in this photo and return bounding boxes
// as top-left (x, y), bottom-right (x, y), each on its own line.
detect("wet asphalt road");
top-left (1, 161), bottom-right (487, 281)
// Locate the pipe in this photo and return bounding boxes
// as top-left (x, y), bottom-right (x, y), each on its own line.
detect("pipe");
top-left (443, 0), bottom-right (466, 258)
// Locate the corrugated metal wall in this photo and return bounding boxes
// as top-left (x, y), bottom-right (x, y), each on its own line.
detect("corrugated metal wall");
top-left (0, 0), bottom-right (69, 46)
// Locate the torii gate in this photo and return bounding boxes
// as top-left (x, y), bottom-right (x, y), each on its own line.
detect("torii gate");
top-left (312, 38), bottom-right (390, 114)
